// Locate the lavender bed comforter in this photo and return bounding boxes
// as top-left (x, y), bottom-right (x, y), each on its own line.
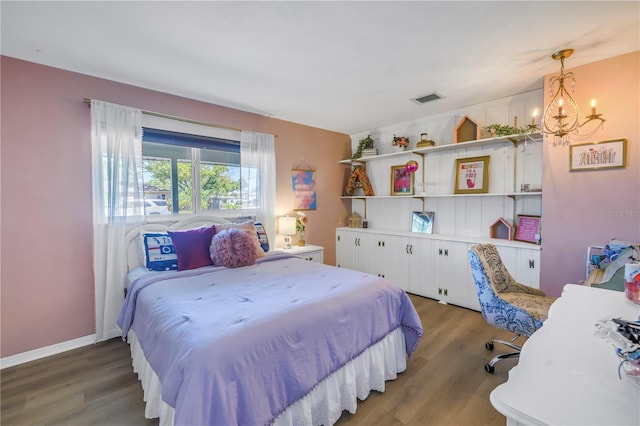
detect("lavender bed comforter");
top-left (117, 254), bottom-right (423, 425)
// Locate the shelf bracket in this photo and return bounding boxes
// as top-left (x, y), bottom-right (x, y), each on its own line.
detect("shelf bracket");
top-left (352, 197), bottom-right (367, 220)
top-left (413, 152), bottom-right (426, 195)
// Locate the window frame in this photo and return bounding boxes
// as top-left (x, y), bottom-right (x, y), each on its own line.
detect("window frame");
top-left (140, 114), bottom-right (255, 219)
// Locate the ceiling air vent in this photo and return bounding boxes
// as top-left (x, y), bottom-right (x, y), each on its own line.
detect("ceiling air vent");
top-left (413, 93), bottom-right (442, 104)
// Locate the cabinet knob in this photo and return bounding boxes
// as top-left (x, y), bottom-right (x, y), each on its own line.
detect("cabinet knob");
top-left (444, 249), bottom-right (449, 256)
top-left (439, 248), bottom-right (443, 256)
top-left (409, 244), bottom-right (413, 254)
top-left (529, 259), bottom-right (535, 269)
top-left (444, 289), bottom-right (448, 296)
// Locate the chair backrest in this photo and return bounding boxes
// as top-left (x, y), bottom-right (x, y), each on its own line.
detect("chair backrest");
top-left (468, 244), bottom-right (541, 336)
top-left (471, 243), bottom-right (518, 293)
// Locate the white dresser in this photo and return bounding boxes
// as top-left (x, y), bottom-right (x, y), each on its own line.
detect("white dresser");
top-left (490, 284), bottom-right (640, 426)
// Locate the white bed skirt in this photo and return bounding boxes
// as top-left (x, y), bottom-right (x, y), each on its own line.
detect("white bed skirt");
top-left (127, 328), bottom-right (407, 426)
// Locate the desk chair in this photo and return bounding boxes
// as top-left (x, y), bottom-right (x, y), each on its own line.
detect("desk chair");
top-left (468, 244), bottom-right (556, 373)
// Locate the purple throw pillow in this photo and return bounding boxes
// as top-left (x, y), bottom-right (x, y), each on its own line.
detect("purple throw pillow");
top-left (210, 228), bottom-right (258, 268)
top-left (167, 225), bottom-right (217, 271)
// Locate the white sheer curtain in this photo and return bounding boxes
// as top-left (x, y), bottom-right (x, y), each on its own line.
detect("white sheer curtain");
top-left (91, 100), bottom-right (143, 341)
top-left (240, 131), bottom-right (276, 246)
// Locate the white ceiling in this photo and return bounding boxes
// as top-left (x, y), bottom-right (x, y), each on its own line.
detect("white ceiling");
top-left (2, 1), bottom-right (639, 135)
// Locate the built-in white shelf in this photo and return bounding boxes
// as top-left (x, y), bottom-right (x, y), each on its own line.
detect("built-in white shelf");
top-left (340, 191), bottom-right (542, 200)
top-left (340, 132), bottom-right (542, 164)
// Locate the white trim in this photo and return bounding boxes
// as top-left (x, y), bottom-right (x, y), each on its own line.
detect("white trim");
top-left (0, 334), bottom-right (96, 369)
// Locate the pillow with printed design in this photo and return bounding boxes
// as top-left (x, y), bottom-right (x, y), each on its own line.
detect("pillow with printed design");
top-left (140, 232), bottom-right (178, 271)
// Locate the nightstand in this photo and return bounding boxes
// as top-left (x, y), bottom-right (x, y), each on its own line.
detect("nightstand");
top-left (275, 244), bottom-right (324, 264)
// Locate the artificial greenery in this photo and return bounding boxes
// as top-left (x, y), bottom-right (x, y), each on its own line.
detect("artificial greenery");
top-left (484, 123), bottom-right (527, 137)
top-left (352, 135), bottom-right (375, 159)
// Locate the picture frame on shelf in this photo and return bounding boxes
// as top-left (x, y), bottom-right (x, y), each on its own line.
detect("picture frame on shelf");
top-left (390, 165), bottom-right (414, 195)
top-left (569, 138), bottom-right (627, 171)
top-left (411, 211), bottom-right (434, 233)
top-left (454, 155), bottom-right (490, 194)
top-left (514, 215), bottom-right (541, 244)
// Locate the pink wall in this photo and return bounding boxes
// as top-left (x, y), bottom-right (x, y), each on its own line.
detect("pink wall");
top-left (1, 56), bottom-right (351, 357)
top-left (541, 51), bottom-right (640, 297)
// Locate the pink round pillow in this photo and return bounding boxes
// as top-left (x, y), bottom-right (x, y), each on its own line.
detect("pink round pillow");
top-left (210, 227), bottom-right (258, 268)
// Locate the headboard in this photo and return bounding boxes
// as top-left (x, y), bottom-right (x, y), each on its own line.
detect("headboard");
top-left (124, 214), bottom-right (231, 272)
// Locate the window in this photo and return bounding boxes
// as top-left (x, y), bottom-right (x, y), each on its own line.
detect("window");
top-left (141, 127), bottom-right (248, 216)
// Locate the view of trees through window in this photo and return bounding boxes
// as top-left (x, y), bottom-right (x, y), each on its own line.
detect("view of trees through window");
top-left (141, 135), bottom-right (243, 215)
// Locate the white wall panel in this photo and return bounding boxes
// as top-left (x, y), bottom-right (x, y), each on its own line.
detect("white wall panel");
top-left (346, 89), bottom-right (543, 241)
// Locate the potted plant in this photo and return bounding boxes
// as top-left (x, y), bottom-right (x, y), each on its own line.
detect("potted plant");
top-left (296, 213), bottom-right (309, 246)
top-left (352, 135), bottom-right (375, 159)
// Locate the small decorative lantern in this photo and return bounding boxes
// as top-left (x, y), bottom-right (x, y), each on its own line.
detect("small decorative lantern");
top-left (348, 212), bottom-right (363, 228)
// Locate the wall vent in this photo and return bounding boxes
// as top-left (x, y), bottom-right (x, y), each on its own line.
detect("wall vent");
top-left (413, 93), bottom-right (442, 104)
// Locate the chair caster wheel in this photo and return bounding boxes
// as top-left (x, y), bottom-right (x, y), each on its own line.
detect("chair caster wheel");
top-left (485, 342), bottom-right (494, 351)
top-left (485, 363), bottom-right (495, 374)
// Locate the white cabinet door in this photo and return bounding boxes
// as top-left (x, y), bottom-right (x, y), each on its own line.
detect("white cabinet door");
top-left (463, 243), bottom-right (483, 311)
top-left (430, 240), bottom-right (476, 309)
top-left (378, 234), bottom-right (411, 291)
top-left (432, 240), bottom-right (453, 303)
top-left (336, 229), bottom-right (360, 270)
top-left (517, 248), bottom-right (541, 288)
top-left (357, 232), bottom-right (380, 276)
top-left (495, 245), bottom-right (541, 289)
top-left (408, 237), bottom-right (436, 298)
top-left (445, 241), bottom-right (473, 308)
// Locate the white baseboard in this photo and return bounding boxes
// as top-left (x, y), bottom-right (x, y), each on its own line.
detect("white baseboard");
top-left (1, 334), bottom-right (96, 369)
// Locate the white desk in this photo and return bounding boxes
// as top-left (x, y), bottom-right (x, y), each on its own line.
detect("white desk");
top-left (491, 284), bottom-right (640, 426)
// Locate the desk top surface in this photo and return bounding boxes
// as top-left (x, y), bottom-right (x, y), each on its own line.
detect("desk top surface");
top-left (491, 284), bottom-right (640, 425)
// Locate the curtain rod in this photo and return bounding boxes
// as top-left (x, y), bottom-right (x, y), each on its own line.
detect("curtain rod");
top-left (83, 97), bottom-right (244, 133)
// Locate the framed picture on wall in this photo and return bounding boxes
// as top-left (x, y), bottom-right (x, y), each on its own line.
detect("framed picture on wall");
top-left (454, 155), bottom-right (490, 194)
top-left (569, 138), bottom-right (627, 171)
top-left (292, 169), bottom-right (317, 210)
top-left (390, 165), bottom-right (414, 195)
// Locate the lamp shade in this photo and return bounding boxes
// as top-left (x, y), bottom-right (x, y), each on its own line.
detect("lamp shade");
top-left (278, 216), bottom-right (297, 236)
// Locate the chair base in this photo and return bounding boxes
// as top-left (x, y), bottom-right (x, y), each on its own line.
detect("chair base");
top-left (484, 335), bottom-right (524, 374)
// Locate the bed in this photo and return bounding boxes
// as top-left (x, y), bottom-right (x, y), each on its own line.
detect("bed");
top-left (117, 215), bottom-right (423, 425)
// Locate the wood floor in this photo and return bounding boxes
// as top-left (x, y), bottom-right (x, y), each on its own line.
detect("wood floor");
top-left (1, 294), bottom-right (519, 425)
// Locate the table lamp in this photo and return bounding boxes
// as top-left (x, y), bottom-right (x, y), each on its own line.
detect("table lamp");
top-left (279, 216), bottom-right (296, 249)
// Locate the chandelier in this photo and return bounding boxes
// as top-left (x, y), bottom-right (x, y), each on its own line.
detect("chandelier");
top-left (535, 49), bottom-right (605, 146)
